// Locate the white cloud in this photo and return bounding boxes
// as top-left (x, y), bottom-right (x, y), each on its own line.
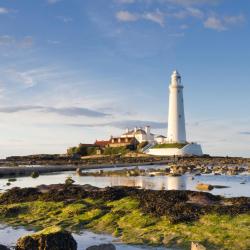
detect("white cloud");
top-left (143, 10), bottom-right (165, 27)
top-left (56, 16), bottom-right (73, 23)
top-left (173, 7), bottom-right (204, 19)
top-left (47, 40), bottom-right (61, 45)
top-left (0, 7), bottom-right (10, 14)
top-left (204, 14), bottom-right (245, 31)
top-left (186, 7), bottom-right (204, 19)
top-left (224, 14), bottom-right (245, 25)
top-left (0, 35), bottom-right (15, 46)
top-left (116, 11), bottom-right (139, 22)
top-left (0, 35), bottom-right (33, 48)
top-left (204, 16), bottom-right (226, 31)
top-left (116, 10), bottom-right (165, 26)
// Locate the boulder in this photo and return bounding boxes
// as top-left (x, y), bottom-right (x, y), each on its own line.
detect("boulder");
top-left (191, 242), bottom-right (206, 250)
top-left (0, 244), bottom-right (10, 250)
top-left (86, 243), bottom-right (116, 250)
top-left (15, 226), bottom-right (77, 250)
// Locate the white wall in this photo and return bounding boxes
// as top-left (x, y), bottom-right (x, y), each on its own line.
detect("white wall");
top-left (147, 143), bottom-right (203, 156)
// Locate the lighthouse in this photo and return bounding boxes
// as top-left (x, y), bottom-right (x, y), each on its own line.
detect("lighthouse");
top-left (167, 70), bottom-right (186, 143)
top-left (145, 70), bottom-right (203, 156)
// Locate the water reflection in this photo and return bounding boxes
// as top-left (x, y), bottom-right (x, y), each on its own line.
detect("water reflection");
top-left (0, 225), bottom-right (171, 250)
top-left (108, 175), bottom-right (186, 190)
top-left (0, 165), bottom-right (249, 197)
top-left (167, 176), bottom-right (186, 190)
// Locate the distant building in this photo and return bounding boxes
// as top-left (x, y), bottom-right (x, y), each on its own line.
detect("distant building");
top-left (94, 140), bottom-right (110, 147)
top-left (155, 135), bottom-right (167, 144)
top-left (108, 137), bottom-right (138, 149)
top-left (120, 126), bottom-right (155, 143)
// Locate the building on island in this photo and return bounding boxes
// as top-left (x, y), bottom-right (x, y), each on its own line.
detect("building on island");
top-left (75, 71), bottom-right (203, 157)
top-left (108, 137), bottom-right (139, 149)
top-left (120, 126), bottom-right (155, 143)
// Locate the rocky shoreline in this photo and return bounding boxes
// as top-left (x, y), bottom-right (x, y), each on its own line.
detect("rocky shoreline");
top-left (0, 154), bottom-right (249, 178)
top-left (0, 184), bottom-right (249, 249)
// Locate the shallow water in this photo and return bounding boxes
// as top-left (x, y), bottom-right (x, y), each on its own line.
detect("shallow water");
top-left (0, 225), bottom-right (171, 250)
top-left (0, 164), bottom-right (249, 197)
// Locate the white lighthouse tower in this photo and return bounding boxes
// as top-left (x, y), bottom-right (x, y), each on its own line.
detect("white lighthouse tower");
top-left (146, 70), bottom-right (203, 156)
top-left (167, 70), bottom-right (186, 143)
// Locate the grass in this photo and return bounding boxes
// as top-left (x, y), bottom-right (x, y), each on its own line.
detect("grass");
top-left (153, 143), bottom-right (188, 149)
top-left (0, 197), bottom-right (249, 249)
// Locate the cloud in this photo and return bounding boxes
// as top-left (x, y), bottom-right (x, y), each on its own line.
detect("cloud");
top-left (0, 35), bottom-right (33, 48)
top-left (173, 7), bottom-right (204, 19)
top-left (56, 16), bottom-right (73, 23)
top-left (47, 40), bottom-right (61, 45)
top-left (116, 10), bottom-right (165, 26)
top-left (3, 67), bottom-right (53, 88)
top-left (116, 11), bottom-right (138, 22)
top-left (204, 14), bottom-right (245, 31)
top-left (224, 14), bottom-right (245, 25)
top-left (0, 106), bottom-right (109, 118)
top-left (204, 16), bottom-right (226, 31)
top-left (0, 7), bottom-right (10, 14)
top-left (0, 35), bottom-right (15, 46)
top-left (69, 120), bottom-right (166, 129)
top-left (143, 10), bottom-right (165, 27)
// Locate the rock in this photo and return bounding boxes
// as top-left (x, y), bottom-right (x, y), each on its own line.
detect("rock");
top-left (196, 183), bottom-right (213, 191)
top-left (86, 243), bottom-right (116, 250)
top-left (213, 185), bottom-right (230, 189)
top-left (30, 171), bottom-right (39, 178)
top-left (191, 242), bottom-right (206, 250)
top-left (15, 226), bottom-right (77, 250)
top-left (76, 168), bottom-right (82, 176)
top-left (0, 244), bottom-right (10, 250)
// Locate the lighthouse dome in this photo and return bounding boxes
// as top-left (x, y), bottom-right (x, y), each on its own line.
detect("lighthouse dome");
top-left (171, 70), bottom-right (181, 86)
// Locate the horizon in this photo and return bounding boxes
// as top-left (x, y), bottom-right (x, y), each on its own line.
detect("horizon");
top-left (0, 0), bottom-right (250, 158)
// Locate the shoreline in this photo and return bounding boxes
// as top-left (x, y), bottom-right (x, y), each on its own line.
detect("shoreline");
top-left (0, 160), bottom-right (168, 177)
top-left (0, 154), bottom-right (249, 178)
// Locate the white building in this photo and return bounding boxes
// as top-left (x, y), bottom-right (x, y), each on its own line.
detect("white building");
top-left (121, 126), bottom-right (155, 143)
top-left (146, 70), bottom-right (203, 156)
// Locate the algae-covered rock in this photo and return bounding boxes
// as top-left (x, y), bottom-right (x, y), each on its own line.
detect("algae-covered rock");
top-left (15, 226), bottom-right (77, 250)
top-left (196, 183), bottom-right (213, 191)
top-left (86, 244), bottom-right (116, 250)
top-left (31, 171), bottom-right (39, 178)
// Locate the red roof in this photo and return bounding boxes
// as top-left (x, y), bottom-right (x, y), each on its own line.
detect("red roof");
top-left (94, 140), bottom-right (110, 147)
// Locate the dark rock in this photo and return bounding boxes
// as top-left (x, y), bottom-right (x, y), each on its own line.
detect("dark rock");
top-left (86, 243), bottom-right (116, 250)
top-left (0, 244), bottom-right (10, 250)
top-left (0, 187), bottom-right (41, 205)
top-left (15, 226), bottom-right (77, 250)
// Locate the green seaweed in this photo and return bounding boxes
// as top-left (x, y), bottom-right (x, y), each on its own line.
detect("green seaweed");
top-left (0, 197), bottom-right (249, 250)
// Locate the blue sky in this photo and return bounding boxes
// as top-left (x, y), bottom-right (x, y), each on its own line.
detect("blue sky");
top-left (0, 0), bottom-right (250, 158)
